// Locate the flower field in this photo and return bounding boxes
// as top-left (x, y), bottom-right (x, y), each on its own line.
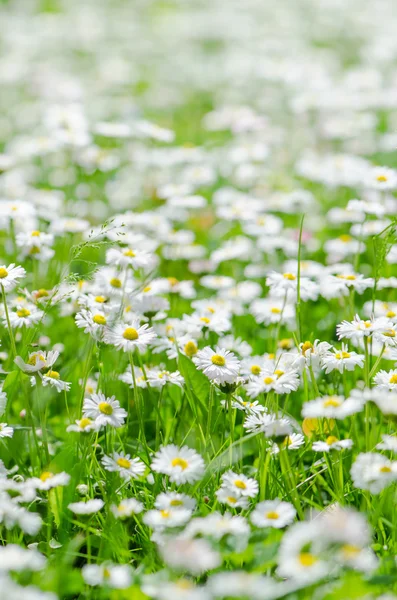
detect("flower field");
top-left (1, 0), bottom-right (397, 598)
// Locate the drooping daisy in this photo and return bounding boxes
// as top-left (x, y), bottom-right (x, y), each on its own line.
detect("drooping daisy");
top-left (0, 264), bottom-right (26, 292)
top-left (251, 500), bottom-right (296, 529)
top-left (101, 451), bottom-right (145, 480)
top-left (104, 320), bottom-right (156, 352)
top-left (14, 350), bottom-right (59, 374)
top-left (83, 392), bottom-right (127, 428)
top-left (151, 444), bottom-right (205, 484)
top-left (193, 346), bottom-right (240, 384)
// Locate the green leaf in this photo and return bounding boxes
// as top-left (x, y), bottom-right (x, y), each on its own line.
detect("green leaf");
top-left (178, 353), bottom-right (210, 409)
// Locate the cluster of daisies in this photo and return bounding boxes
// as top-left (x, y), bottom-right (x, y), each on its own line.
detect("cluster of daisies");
top-left (2, 0), bottom-right (397, 598)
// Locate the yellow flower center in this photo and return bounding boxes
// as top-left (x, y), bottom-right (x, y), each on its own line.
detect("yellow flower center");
top-left (36, 288), bottom-right (49, 298)
top-left (323, 397), bottom-right (341, 407)
top-left (264, 376), bottom-right (274, 385)
top-left (143, 286), bottom-right (151, 293)
top-left (28, 353), bottom-right (45, 365)
top-left (95, 295), bottom-right (106, 303)
top-left (274, 369), bottom-right (284, 377)
top-left (389, 374), bottom-right (397, 384)
top-left (271, 307), bottom-right (281, 314)
top-left (116, 457), bottom-right (131, 469)
top-left (283, 273), bottom-right (296, 280)
top-left (200, 317), bottom-right (210, 324)
top-left (31, 230), bottom-right (40, 237)
top-left (78, 418), bottom-right (92, 429)
top-left (386, 311), bottom-right (396, 318)
top-left (123, 249), bottom-right (135, 257)
top-left (40, 471), bottom-right (54, 482)
top-left (279, 338), bottom-right (292, 349)
top-left (299, 552), bottom-right (317, 567)
top-left (17, 308), bottom-right (31, 318)
top-left (170, 499), bottom-right (183, 506)
top-left (266, 511), bottom-right (280, 520)
top-left (110, 277), bottom-right (122, 288)
top-left (99, 402), bottom-right (113, 415)
top-left (168, 277), bottom-right (179, 287)
top-left (123, 327), bottom-right (139, 340)
top-left (250, 365), bottom-right (261, 375)
top-left (377, 174), bottom-right (388, 182)
top-left (0, 267), bottom-right (8, 278)
top-left (93, 314), bottom-right (107, 325)
top-left (227, 496), bottom-right (237, 504)
top-left (335, 351), bottom-right (351, 359)
top-left (384, 329), bottom-right (396, 338)
top-left (45, 370), bottom-right (60, 379)
top-left (160, 510), bottom-right (170, 518)
top-left (211, 354), bottom-right (226, 366)
top-left (171, 457), bottom-right (188, 470)
top-left (380, 465), bottom-right (391, 473)
top-left (339, 234), bottom-right (352, 242)
top-left (301, 341), bottom-right (313, 354)
top-left (326, 436), bottom-right (338, 445)
top-left (234, 479), bottom-right (247, 490)
top-left (342, 544), bottom-right (360, 558)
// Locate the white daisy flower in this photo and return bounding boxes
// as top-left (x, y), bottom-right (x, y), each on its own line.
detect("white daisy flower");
top-left (220, 470), bottom-right (258, 498)
top-left (373, 369), bottom-right (397, 391)
top-left (351, 452), bottom-right (397, 494)
top-left (321, 344), bottom-right (364, 374)
top-left (154, 492), bottom-right (196, 512)
top-left (106, 246), bottom-right (153, 270)
top-left (68, 499), bottom-right (104, 514)
top-left (7, 305), bottom-right (43, 329)
top-left (0, 263), bottom-right (26, 292)
top-left (32, 471), bottom-right (71, 491)
top-left (143, 508), bottom-right (192, 530)
top-left (193, 346), bottom-right (240, 384)
top-left (104, 320), bottom-right (156, 352)
top-left (151, 444), bottom-right (205, 484)
top-left (0, 423), bottom-right (13, 438)
top-left (376, 434), bottom-right (397, 452)
top-left (302, 395), bottom-right (364, 419)
top-left (66, 417), bottom-right (100, 433)
top-left (215, 488), bottom-right (250, 509)
top-left (83, 392), bottom-right (127, 428)
top-left (111, 498), bottom-right (144, 519)
top-left (101, 452), bottom-right (145, 480)
top-left (251, 499), bottom-right (296, 529)
top-left (312, 436), bottom-right (353, 452)
top-left (82, 563), bottom-right (132, 589)
top-left (40, 369), bottom-right (71, 393)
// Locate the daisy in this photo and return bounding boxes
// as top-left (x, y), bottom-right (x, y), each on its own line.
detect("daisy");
top-left (66, 418), bottom-right (99, 433)
top-left (83, 392), bottom-right (127, 428)
top-left (146, 368), bottom-right (184, 388)
top-left (82, 563), bottom-right (132, 589)
top-left (143, 508), bottom-right (192, 530)
top-left (373, 369), bottom-right (397, 391)
top-left (220, 470), bottom-right (259, 498)
top-left (104, 320), bottom-right (156, 352)
top-left (302, 395), bottom-right (364, 419)
top-left (251, 500), bottom-right (296, 529)
top-left (68, 499), bottom-right (104, 514)
top-left (365, 166), bottom-right (397, 190)
top-left (40, 369), bottom-right (71, 393)
top-left (101, 451), bottom-right (145, 480)
top-left (8, 305), bottom-right (43, 329)
top-left (266, 271), bottom-right (319, 302)
top-left (193, 346), bottom-right (240, 384)
top-left (75, 308), bottom-right (109, 340)
top-left (154, 492), bottom-right (196, 512)
top-left (0, 423), bottom-right (13, 438)
top-left (14, 350), bottom-right (59, 373)
top-left (376, 434), bottom-right (397, 452)
top-left (337, 314), bottom-right (387, 342)
top-left (243, 412), bottom-right (292, 438)
top-left (351, 452), bottom-right (397, 494)
top-left (0, 264), bottom-right (26, 292)
top-left (159, 538), bottom-right (221, 575)
top-left (321, 344), bottom-right (364, 374)
top-left (111, 498), bottom-right (144, 519)
top-left (106, 246), bottom-right (153, 270)
top-left (246, 368), bottom-right (300, 397)
top-left (277, 521), bottom-right (331, 582)
top-left (271, 433), bottom-right (305, 453)
top-left (215, 488), bottom-right (250, 509)
top-left (32, 471), bottom-right (71, 491)
top-left (151, 444), bottom-right (205, 484)
top-left (312, 436), bottom-right (353, 452)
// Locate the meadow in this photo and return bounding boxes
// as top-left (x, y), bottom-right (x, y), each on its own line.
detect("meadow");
top-left (1, 0), bottom-right (397, 598)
